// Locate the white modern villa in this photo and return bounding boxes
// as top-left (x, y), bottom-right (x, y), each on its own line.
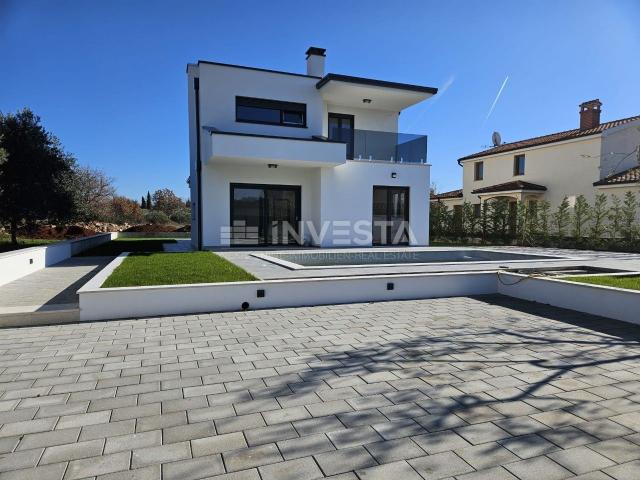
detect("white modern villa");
top-left (187, 48), bottom-right (437, 249)
top-left (432, 99), bottom-right (640, 212)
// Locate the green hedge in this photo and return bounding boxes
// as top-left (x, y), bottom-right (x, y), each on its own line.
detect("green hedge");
top-left (430, 191), bottom-right (640, 252)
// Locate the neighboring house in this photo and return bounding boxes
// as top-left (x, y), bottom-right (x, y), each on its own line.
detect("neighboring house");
top-left (187, 48), bottom-right (437, 249)
top-left (432, 99), bottom-right (640, 214)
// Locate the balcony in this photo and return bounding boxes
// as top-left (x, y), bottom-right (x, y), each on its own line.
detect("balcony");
top-left (330, 128), bottom-right (428, 164)
top-left (206, 129), bottom-right (347, 168)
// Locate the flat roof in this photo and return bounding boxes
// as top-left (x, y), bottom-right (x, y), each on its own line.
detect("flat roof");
top-left (316, 73), bottom-right (438, 94)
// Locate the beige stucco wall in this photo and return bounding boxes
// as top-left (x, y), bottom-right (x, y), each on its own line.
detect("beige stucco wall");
top-left (460, 136), bottom-right (602, 208)
top-left (600, 120), bottom-right (640, 180)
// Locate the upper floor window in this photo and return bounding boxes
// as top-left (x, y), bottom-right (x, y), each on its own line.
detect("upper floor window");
top-left (474, 161), bottom-right (484, 181)
top-left (236, 96), bottom-right (306, 128)
top-left (514, 154), bottom-right (525, 176)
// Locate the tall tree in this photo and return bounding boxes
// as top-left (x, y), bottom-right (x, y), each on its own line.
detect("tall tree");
top-left (72, 165), bottom-right (115, 221)
top-left (146, 191), bottom-right (152, 210)
top-left (553, 197), bottom-right (571, 238)
top-left (141, 196), bottom-right (146, 209)
top-left (152, 188), bottom-right (184, 215)
top-left (0, 109), bottom-right (76, 244)
top-left (571, 195), bottom-right (591, 241)
top-left (589, 193), bottom-right (608, 243)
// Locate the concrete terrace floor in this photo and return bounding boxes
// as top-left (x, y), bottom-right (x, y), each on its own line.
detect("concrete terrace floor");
top-left (0, 257), bottom-right (112, 309)
top-left (0, 296), bottom-right (640, 479)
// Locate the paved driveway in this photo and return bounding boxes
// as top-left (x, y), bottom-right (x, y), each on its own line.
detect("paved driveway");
top-left (1, 296), bottom-right (640, 479)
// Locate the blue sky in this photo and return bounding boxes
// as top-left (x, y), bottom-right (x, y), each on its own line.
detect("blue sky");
top-left (1, 0), bottom-right (639, 199)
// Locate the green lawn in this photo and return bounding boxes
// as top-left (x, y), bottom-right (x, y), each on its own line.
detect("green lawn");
top-left (78, 238), bottom-right (177, 256)
top-left (0, 236), bottom-right (59, 253)
top-left (102, 252), bottom-right (258, 287)
top-left (563, 275), bottom-right (640, 291)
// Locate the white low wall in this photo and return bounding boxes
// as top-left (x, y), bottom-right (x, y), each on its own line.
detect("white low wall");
top-left (79, 254), bottom-right (496, 321)
top-left (0, 233), bottom-right (115, 287)
top-left (78, 254), bottom-right (640, 325)
top-left (117, 232), bottom-right (190, 238)
top-left (497, 272), bottom-right (640, 325)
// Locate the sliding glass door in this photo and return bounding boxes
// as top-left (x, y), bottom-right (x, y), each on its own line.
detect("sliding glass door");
top-left (372, 186), bottom-right (410, 245)
top-left (230, 184), bottom-right (301, 246)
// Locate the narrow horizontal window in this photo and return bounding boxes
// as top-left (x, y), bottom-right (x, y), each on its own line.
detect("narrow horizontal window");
top-left (236, 96), bottom-right (306, 127)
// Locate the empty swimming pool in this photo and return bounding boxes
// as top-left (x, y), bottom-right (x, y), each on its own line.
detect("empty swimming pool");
top-left (252, 248), bottom-right (569, 270)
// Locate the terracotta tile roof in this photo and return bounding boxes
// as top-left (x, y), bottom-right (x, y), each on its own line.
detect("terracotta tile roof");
top-left (472, 181), bottom-right (547, 195)
top-left (430, 189), bottom-right (463, 200)
top-left (458, 115), bottom-right (640, 162)
top-left (594, 165), bottom-right (640, 186)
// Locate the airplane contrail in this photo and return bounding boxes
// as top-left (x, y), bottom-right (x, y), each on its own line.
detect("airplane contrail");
top-left (485, 76), bottom-right (509, 122)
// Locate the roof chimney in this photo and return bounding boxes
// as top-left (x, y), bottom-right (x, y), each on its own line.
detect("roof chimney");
top-left (306, 47), bottom-right (326, 77)
top-left (579, 99), bottom-right (602, 131)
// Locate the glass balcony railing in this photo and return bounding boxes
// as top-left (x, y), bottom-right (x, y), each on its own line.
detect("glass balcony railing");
top-left (329, 128), bottom-right (428, 164)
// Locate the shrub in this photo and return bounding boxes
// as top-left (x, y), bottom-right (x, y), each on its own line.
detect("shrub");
top-left (169, 208), bottom-right (191, 224)
top-left (144, 210), bottom-right (170, 225)
top-left (109, 196), bottom-right (143, 224)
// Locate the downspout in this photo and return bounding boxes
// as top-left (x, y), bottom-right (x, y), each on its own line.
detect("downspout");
top-left (194, 77), bottom-right (203, 250)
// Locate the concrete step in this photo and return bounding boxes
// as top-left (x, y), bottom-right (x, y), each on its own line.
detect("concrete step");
top-left (0, 303), bottom-right (79, 328)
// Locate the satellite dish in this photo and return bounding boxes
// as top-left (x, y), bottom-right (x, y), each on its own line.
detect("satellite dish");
top-left (492, 131), bottom-right (502, 146)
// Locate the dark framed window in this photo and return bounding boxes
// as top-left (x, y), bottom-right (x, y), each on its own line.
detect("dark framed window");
top-left (514, 154), bottom-right (525, 176)
top-left (474, 161), bottom-right (484, 181)
top-left (236, 96), bottom-right (306, 127)
top-left (473, 203), bottom-right (481, 218)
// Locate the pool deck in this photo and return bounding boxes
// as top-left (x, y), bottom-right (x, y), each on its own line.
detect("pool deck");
top-left (215, 246), bottom-right (640, 280)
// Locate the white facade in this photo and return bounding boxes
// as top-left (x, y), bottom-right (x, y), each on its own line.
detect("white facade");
top-left (187, 49), bottom-right (436, 248)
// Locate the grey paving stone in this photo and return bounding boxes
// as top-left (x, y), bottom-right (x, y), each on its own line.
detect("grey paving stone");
top-left (1, 293), bottom-right (640, 479)
top-left (65, 451), bottom-right (131, 479)
top-left (541, 426), bottom-right (600, 448)
top-left (216, 414), bottom-right (265, 434)
top-left (504, 455), bottom-right (573, 480)
top-left (17, 428), bottom-right (80, 450)
top-left (455, 441), bottom-right (520, 470)
top-left (456, 466), bottom-right (520, 480)
top-left (162, 420), bottom-right (216, 444)
top-left (293, 415), bottom-right (345, 436)
top-left (191, 432), bottom-right (247, 457)
top-left (327, 425), bottom-right (382, 449)
top-left (499, 433), bottom-right (560, 459)
top-left (56, 410), bottom-right (112, 429)
top-left (131, 441), bottom-right (191, 468)
top-left (603, 459), bottom-right (640, 480)
top-left (408, 451), bottom-right (474, 479)
top-left (364, 437), bottom-right (426, 463)
top-left (98, 465), bottom-right (161, 480)
top-left (41, 438), bottom-right (104, 464)
top-left (104, 431), bottom-right (162, 454)
top-left (263, 406), bottom-right (311, 425)
top-left (0, 418), bottom-right (57, 438)
top-left (278, 433), bottom-right (335, 460)
top-left (587, 438), bottom-right (640, 463)
top-left (162, 454), bottom-right (224, 480)
top-left (455, 421), bottom-right (511, 445)
top-left (355, 460), bottom-right (423, 480)
top-left (244, 422), bottom-right (298, 446)
top-left (258, 457), bottom-right (323, 480)
top-left (412, 429), bottom-right (471, 454)
top-left (548, 445), bottom-right (617, 475)
top-left (223, 443), bottom-right (283, 472)
top-left (0, 447), bottom-right (43, 472)
top-left (314, 445), bottom-right (377, 476)
top-left (0, 462), bottom-right (68, 480)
